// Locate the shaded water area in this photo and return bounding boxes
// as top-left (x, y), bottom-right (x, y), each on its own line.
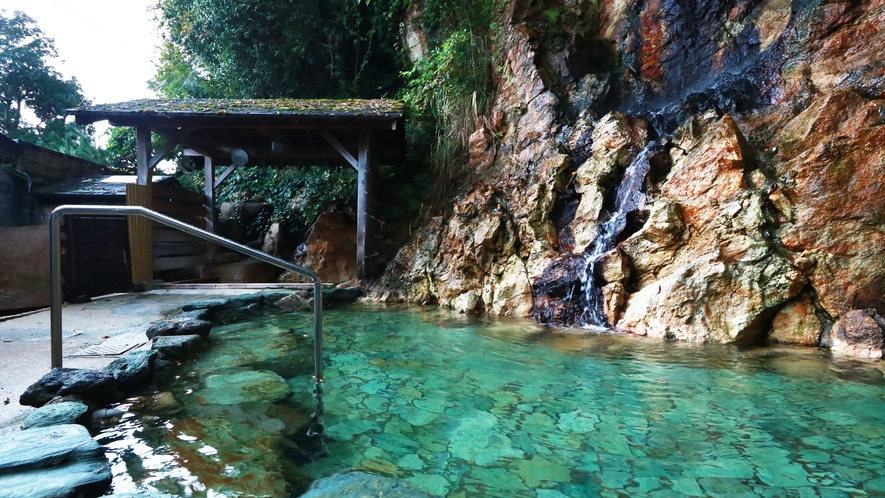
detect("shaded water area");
top-left (99, 305), bottom-right (885, 497)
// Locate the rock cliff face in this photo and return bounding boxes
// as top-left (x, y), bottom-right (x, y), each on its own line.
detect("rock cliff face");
top-left (380, 0), bottom-right (885, 356)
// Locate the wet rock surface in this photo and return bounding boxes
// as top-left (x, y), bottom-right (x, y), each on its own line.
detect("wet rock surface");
top-left (300, 471), bottom-right (432, 498)
top-left (831, 309), bottom-right (885, 359)
top-left (293, 212), bottom-right (358, 283)
top-left (376, 1), bottom-right (885, 353)
top-left (151, 335), bottom-right (203, 361)
top-left (20, 400), bottom-right (89, 430)
top-left (105, 351), bottom-right (158, 391)
top-left (20, 368), bottom-right (118, 408)
top-left (146, 319), bottom-right (212, 340)
top-left (0, 424), bottom-right (112, 497)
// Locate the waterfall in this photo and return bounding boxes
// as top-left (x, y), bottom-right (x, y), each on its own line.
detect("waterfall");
top-left (580, 142), bottom-right (657, 326)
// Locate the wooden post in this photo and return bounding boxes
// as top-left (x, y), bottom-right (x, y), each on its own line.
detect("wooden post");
top-left (126, 184), bottom-right (154, 283)
top-left (357, 131), bottom-right (369, 278)
top-left (129, 126), bottom-right (154, 283)
top-left (357, 130), bottom-right (380, 278)
top-left (136, 126), bottom-right (152, 185)
top-left (204, 156), bottom-right (218, 260)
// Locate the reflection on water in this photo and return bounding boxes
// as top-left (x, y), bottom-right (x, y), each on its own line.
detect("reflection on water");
top-left (98, 305), bottom-right (885, 497)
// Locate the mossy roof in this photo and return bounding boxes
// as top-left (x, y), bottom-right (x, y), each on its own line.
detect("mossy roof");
top-left (71, 98), bottom-right (403, 121)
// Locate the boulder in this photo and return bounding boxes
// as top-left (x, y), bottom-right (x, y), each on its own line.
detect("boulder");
top-left (20, 401), bottom-right (89, 430)
top-left (300, 471), bottom-right (431, 498)
top-left (830, 309), bottom-right (885, 359)
top-left (20, 368), bottom-right (117, 408)
top-left (151, 335), bottom-right (203, 361)
top-left (300, 212), bottom-right (358, 283)
top-left (771, 92), bottom-right (885, 319)
top-left (144, 321), bottom-right (177, 339)
top-left (104, 350), bottom-right (158, 391)
top-left (276, 292), bottom-right (313, 311)
top-left (617, 114), bottom-right (805, 343)
top-left (324, 286), bottom-right (364, 304)
top-left (0, 424), bottom-right (111, 497)
top-left (176, 319), bottom-right (213, 338)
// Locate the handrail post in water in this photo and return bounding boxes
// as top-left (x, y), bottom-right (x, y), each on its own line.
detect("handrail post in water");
top-left (49, 205), bottom-right (324, 387)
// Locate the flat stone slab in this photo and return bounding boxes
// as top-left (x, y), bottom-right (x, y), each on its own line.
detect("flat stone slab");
top-left (181, 299), bottom-right (229, 312)
top-left (196, 369), bottom-right (293, 405)
top-left (146, 319), bottom-right (212, 340)
top-left (0, 424), bottom-right (111, 497)
top-left (300, 471), bottom-right (432, 498)
top-left (21, 401), bottom-right (89, 430)
top-left (20, 368), bottom-right (117, 408)
top-left (151, 335), bottom-right (203, 361)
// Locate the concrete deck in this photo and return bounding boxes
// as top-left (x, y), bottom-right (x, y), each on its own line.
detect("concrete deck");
top-left (0, 289), bottom-right (265, 431)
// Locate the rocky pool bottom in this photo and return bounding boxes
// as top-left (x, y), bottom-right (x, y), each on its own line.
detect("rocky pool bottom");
top-left (97, 305), bottom-right (885, 497)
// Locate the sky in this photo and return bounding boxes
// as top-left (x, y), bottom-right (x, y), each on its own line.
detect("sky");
top-left (2, 0), bottom-right (161, 106)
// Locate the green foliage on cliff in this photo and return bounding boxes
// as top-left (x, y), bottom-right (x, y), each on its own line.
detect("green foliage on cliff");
top-left (402, 0), bottom-right (500, 179)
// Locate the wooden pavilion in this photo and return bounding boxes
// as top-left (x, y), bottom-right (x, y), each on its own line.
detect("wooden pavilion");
top-left (69, 99), bottom-right (404, 281)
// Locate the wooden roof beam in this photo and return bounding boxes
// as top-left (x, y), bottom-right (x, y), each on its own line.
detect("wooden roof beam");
top-left (319, 129), bottom-right (358, 170)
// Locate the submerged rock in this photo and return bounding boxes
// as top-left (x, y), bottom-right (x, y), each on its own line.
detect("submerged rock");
top-left (128, 391), bottom-right (183, 415)
top-left (20, 368), bottom-right (117, 408)
top-left (0, 424), bottom-right (111, 497)
top-left (105, 350), bottom-right (158, 391)
top-left (196, 369), bottom-right (293, 405)
top-left (20, 400), bottom-right (89, 430)
top-left (300, 471), bottom-right (432, 498)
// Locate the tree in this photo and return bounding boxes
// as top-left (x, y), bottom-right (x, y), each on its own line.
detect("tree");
top-left (0, 10), bottom-right (84, 139)
top-left (151, 0), bottom-right (405, 99)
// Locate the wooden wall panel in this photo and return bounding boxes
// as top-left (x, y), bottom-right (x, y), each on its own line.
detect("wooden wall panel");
top-left (126, 183), bottom-right (154, 283)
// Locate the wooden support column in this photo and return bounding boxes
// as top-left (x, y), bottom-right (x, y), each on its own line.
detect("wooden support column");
top-left (136, 126), bottom-right (152, 185)
top-left (129, 126), bottom-right (154, 283)
top-left (357, 132), bottom-right (369, 278)
top-left (357, 130), bottom-right (380, 278)
top-left (204, 156), bottom-right (218, 259)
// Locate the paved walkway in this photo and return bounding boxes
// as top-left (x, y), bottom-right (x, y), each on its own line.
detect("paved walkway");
top-left (0, 289), bottom-right (262, 431)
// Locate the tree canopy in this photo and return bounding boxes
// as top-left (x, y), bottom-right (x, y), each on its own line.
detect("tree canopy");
top-left (0, 10), bottom-right (84, 140)
top-left (151, 0), bottom-right (406, 99)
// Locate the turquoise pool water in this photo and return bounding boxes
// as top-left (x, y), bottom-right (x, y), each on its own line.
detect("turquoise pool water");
top-left (98, 305), bottom-right (885, 497)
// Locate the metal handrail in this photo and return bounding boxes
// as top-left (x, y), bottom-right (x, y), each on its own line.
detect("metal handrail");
top-left (49, 205), bottom-right (324, 387)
